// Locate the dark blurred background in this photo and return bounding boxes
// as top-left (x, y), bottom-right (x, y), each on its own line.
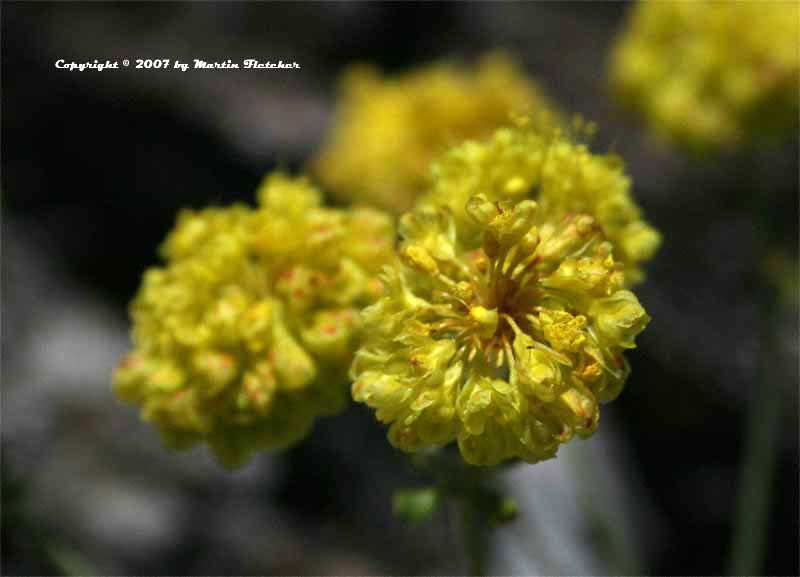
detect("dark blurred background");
top-left (2, 2), bottom-right (798, 575)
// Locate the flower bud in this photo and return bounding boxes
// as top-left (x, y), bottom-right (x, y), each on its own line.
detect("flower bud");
top-left (469, 306), bottom-right (499, 338)
top-left (402, 245), bottom-right (439, 275)
top-left (589, 290), bottom-right (650, 349)
top-left (466, 194), bottom-right (498, 226)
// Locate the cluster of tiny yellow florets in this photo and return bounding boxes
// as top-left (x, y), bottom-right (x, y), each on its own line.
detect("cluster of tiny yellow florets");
top-left (312, 52), bottom-right (559, 214)
top-left (419, 121), bottom-right (660, 285)
top-left (114, 173), bottom-right (395, 466)
top-left (610, 0), bottom-right (799, 151)
top-left (116, 51), bottom-right (660, 470)
top-left (351, 193), bottom-right (650, 466)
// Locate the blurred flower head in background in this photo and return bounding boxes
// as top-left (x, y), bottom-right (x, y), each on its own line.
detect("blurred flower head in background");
top-left (609, 0), bottom-right (800, 152)
top-left (114, 173), bottom-right (396, 467)
top-left (312, 52), bottom-right (559, 214)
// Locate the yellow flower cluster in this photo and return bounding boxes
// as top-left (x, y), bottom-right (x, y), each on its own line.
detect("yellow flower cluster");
top-left (115, 50), bottom-right (659, 472)
top-left (351, 193), bottom-right (650, 466)
top-left (114, 174), bottom-right (395, 466)
top-left (312, 53), bottom-right (559, 214)
top-left (610, 0), bottom-right (800, 151)
top-left (420, 121), bottom-right (660, 284)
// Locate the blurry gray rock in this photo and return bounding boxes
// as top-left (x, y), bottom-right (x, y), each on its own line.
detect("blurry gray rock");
top-left (492, 419), bottom-right (656, 575)
top-left (3, 220), bottom-right (289, 574)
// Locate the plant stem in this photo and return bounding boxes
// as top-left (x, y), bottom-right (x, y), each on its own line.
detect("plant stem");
top-left (725, 159), bottom-right (788, 576)
top-left (726, 294), bottom-right (782, 575)
top-left (460, 497), bottom-right (489, 576)
top-left (409, 449), bottom-right (504, 575)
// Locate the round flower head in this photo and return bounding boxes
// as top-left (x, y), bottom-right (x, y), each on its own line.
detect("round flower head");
top-left (311, 52), bottom-right (559, 214)
top-left (609, 1), bottom-right (799, 151)
top-left (114, 174), bottom-right (395, 467)
top-left (420, 121), bottom-right (661, 285)
top-left (351, 197), bottom-right (650, 466)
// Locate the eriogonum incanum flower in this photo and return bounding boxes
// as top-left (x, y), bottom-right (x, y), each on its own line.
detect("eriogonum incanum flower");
top-left (351, 196), bottom-right (650, 466)
top-left (609, 0), bottom-right (799, 151)
top-left (419, 121), bottom-right (660, 285)
top-left (114, 173), bottom-right (395, 467)
top-left (311, 52), bottom-right (559, 214)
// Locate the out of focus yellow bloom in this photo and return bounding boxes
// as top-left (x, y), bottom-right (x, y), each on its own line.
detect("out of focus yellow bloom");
top-left (351, 194), bottom-right (650, 466)
top-left (312, 53), bottom-right (559, 214)
top-left (114, 174), bottom-right (395, 467)
top-left (610, 0), bottom-right (800, 151)
top-left (419, 121), bottom-right (660, 285)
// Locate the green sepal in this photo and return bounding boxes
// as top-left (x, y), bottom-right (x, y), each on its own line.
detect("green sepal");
top-left (392, 487), bottom-right (441, 523)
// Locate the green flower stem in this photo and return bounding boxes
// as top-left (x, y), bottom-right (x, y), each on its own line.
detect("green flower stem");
top-left (727, 177), bottom-right (787, 576)
top-left (405, 449), bottom-right (517, 575)
top-left (459, 496), bottom-right (490, 576)
top-left (727, 292), bottom-right (782, 575)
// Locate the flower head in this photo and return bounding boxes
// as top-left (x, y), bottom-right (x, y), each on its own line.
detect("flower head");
top-left (419, 121), bottom-right (660, 284)
top-left (114, 174), bottom-right (395, 466)
top-left (311, 52), bottom-right (559, 214)
top-left (351, 196), bottom-right (650, 466)
top-left (609, 1), bottom-right (800, 151)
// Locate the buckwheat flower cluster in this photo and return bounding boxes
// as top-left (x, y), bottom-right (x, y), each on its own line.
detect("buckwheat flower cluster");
top-left (610, 0), bottom-right (800, 151)
top-left (114, 173), bottom-right (395, 466)
top-left (312, 52), bottom-right (559, 214)
top-left (420, 122), bottom-right (660, 285)
top-left (351, 194), bottom-right (650, 466)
